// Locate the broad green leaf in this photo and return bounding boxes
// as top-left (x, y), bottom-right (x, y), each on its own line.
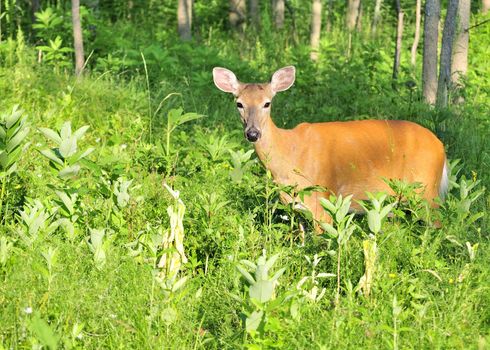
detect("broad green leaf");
top-left (239, 259), bottom-right (257, 270)
top-left (39, 127), bottom-right (62, 144)
top-left (249, 280), bottom-right (274, 303)
top-left (174, 112), bottom-right (203, 127)
top-left (320, 197), bottom-right (336, 213)
top-left (367, 210), bottom-right (381, 234)
top-left (59, 137), bottom-right (77, 158)
top-left (167, 108), bottom-right (183, 129)
top-left (245, 310), bottom-right (263, 333)
top-left (58, 165), bottom-right (80, 179)
top-left (270, 267), bottom-right (286, 282)
top-left (320, 222), bottom-right (338, 238)
top-left (55, 190), bottom-right (76, 215)
top-left (29, 314), bottom-right (59, 350)
top-left (171, 275), bottom-right (188, 292)
top-left (6, 126), bottom-right (29, 153)
top-left (39, 149), bottom-right (63, 166)
top-left (60, 121), bottom-right (72, 139)
top-left (0, 150), bottom-right (7, 168)
top-left (73, 125), bottom-right (90, 140)
top-left (68, 147), bottom-right (94, 164)
top-left (5, 106), bottom-right (23, 129)
top-left (264, 254), bottom-right (280, 272)
top-left (237, 265), bottom-right (255, 285)
top-left (5, 147), bottom-right (22, 168)
top-left (317, 272), bottom-right (336, 278)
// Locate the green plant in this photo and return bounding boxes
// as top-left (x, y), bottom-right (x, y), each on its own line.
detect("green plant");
top-left (36, 36), bottom-right (73, 68)
top-left (39, 121), bottom-right (94, 180)
top-left (320, 194), bottom-right (356, 307)
top-left (296, 254), bottom-right (335, 302)
top-left (229, 149), bottom-right (255, 183)
top-left (236, 251), bottom-right (292, 347)
top-left (0, 105), bottom-right (29, 221)
top-left (163, 108), bottom-right (203, 176)
top-left (86, 228), bottom-right (112, 270)
top-left (15, 199), bottom-right (57, 247)
top-left (33, 7), bottom-right (64, 42)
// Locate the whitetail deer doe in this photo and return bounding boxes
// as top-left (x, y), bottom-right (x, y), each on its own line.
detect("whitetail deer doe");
top-left (213, 66), bottom-right (448, 225)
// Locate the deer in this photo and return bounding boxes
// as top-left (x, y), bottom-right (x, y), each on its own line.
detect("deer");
top-left (212, 66), bottom-right (448, 227)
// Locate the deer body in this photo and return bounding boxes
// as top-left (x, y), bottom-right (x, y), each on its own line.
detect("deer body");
top-left (213, 66), bottom-right (447, 224)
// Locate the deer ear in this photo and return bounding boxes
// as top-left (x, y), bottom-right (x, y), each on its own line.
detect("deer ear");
top-left (271, 66), bottom-right (295, 93)
top-left (213, 67), bottom-right (240, 95)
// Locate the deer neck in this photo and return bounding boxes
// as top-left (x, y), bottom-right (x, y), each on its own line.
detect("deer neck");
top-left (253, 116), bottom-right (292, 183)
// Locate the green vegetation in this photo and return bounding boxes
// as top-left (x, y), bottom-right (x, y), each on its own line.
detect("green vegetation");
top-left (0, 1), bottom-right (489, 349)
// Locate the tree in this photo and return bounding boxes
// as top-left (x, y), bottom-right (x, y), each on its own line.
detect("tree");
top-left (451, 0), bottom-right (470, 103)
top-left (410, 0), bottom-right (421, 66)
top-left (229, 0), bottom-right (246, 31)
top-left (436, 0), bottom-right (459, 108)
top-left (31, 0), bottom-right (40, 24)
top-left (422, 0), bottom-right (440, 105)
top-left (392, 0), bottom-right (404, 86)
top-left (177, 0), bottom-right (193, 41)
top-left (310, 0), bottom-right (322, 61)
top-left (71, 0), bottom-right (85, 76)
top-left (372, 0), bottom-right (383, 35)
top-left (325, 0), bottom-right (333, 32)
top-left (250, 0), bottom-right (260, 29)
top-left (346, 0), bottom-right (361, 32)
top-left (272, 0), bottom-right (285, 29)
top-left (483, 0), bottom-right (490, 14)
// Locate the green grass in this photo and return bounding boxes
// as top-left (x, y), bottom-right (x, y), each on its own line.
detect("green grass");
top-left (0, 28), bottom-right (489, 349)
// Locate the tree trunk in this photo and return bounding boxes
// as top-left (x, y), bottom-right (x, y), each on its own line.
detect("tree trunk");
top-left (436, 0), bottom-right (458, 108)
top-left (410, 0), bottom-right (421, 66)
top-left (451, 0), bottom-right (470, 103)
top-left (392, 0), bottom-right (404, 86)
top-left (346, 0), bottom-right (361, 32)
top-left (71, 0), bottom-right (85, 76)
top-left (326, 0), bottom-right (333, 32)
top-left (250, 0), bottom-right (260, 30)
top-left (483, 0), bottom-right (490, 14)
top-left (273, 0), bottom-right (285, 29)
top-left (230, 0), bottom-right (246, 31)
top-left (177, 0), bottom-right (193, 41)
top-left (422, 0), bottom-right (440, 105)
top-left (310, 0), bottom-right (322, 61)
top-left (31, 0), bottom-right (40, 24)
top-left (372, 0), bottom-right (382, 35)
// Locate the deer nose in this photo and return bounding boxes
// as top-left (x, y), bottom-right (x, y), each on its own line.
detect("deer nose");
top-left (245, 128), bottom-right (261, 142)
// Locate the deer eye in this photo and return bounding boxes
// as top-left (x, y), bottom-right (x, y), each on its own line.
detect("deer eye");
top-left (236, 102), bottom-right (243, 109)
top-left (263, 102), bottom-right (271, 108)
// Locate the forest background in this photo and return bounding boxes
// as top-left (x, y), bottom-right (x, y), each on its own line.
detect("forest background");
top-left (0, 0), bottom-right (489, 348)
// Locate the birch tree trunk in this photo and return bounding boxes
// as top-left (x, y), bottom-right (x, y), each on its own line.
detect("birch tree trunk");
top-left (372, 0), bottom-right (382, 35)
top-left (422, 0), bottom-right (440, 105)
top-left (230, 0), bottom-right (246, 31)
top-left (177, 0), bottom-right (193, 41)
top-left (410, 0), bottom-right (421, 66)
top-left (451, 0), bottom-right (470, 103)
top-left (392, 0), bottom-right (404, 85)
top-left (31, 0), bottom-right (40, 24)
top-left (326, 0), bottom-right (333, 32)
top-left (250, 0), bottom-right (260, 30)
top-left (436, 0), bottom-right (459, 108)
top-left (346, 0), bottom-right (361, 32)
top-left (483, 0), bottom-right (490, 14)
top-left (272, 0), bottom-right (285, 29)
top-left (71, 0), bottom-right (85, 76)
top-left (310, 0), bottom-right (322, 61)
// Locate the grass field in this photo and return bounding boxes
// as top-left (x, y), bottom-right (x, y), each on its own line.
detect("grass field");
top-left (1, 17), bottom-right (489, 349)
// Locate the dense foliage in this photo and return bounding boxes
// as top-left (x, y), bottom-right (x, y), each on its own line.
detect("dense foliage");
top-left (0, 0), bottom-right (489, 348)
